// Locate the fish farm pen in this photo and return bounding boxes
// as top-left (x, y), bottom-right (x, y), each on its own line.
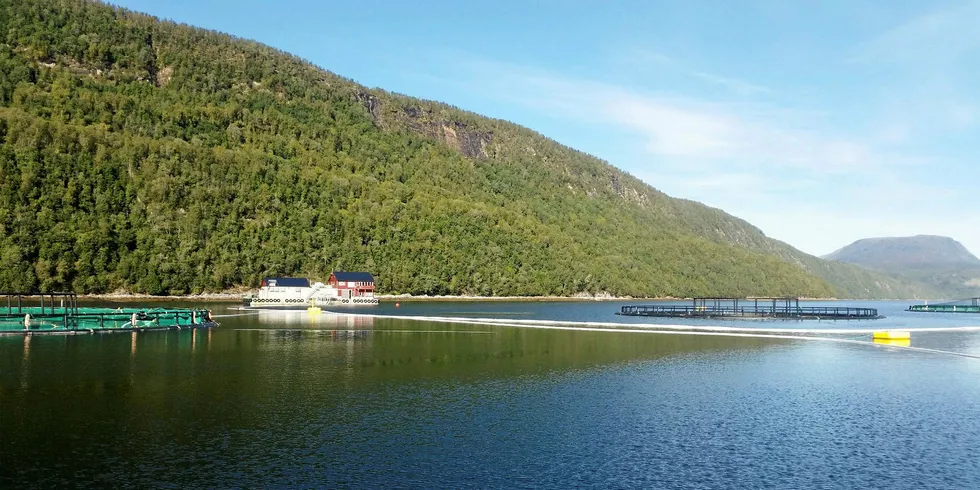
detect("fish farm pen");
top-left (908, 298), bottom-right (980, 314)
top-left (618, 297), bottom-right (882, 320)
top-left (0, 292), bottom-right (217, 336)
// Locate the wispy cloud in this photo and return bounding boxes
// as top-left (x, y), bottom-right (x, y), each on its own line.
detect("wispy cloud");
top-left (851, 0), bottom-right (980, 66)
top-left (463, 59), bottom-right (916, 175)
top-left (689, 70), bottom-right (770, 96)
top-left (621, 48), bottom-right (771, 96)
top-left (598, 92), bottom-right (905, 174)
top-left (850, 0), bottom-right (980, 134)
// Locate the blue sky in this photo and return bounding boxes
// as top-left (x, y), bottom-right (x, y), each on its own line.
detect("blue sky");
top-left (114, 0), bottom-right (979, 257)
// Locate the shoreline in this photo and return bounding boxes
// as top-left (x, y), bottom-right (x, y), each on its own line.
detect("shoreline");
top-left (74, 292), bottom-right (854, 303)
top-left (79, 293), bottom-right (665, 303)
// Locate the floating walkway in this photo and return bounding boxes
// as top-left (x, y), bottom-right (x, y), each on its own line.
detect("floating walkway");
top-left (617, 297), bottom-right (881, 320)
top-left (1, 292), bottom-right (217, 336)
top-left (908, 298), bottom-right (980, 314)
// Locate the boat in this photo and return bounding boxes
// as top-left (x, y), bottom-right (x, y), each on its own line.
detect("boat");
top-left (243, 273), bottom-right (379, 308)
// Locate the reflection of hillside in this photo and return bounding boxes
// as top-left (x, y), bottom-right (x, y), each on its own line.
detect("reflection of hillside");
top-left (169, 316), bottom-right (788, 393)
top-left (2, 319), bottom-right (787, 402)
top-left (3, 319), bottom-right (787, 393)
top-left (4, 318), bottom-right (785, 415)
top-left (1, 318), bottom-right (791, 485)
top-left (354, 323), bottom-right (784, 383)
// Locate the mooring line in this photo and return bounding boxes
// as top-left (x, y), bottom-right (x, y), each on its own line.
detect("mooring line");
top-left (212, 312), bottom-right (262, 318)
top-left (231, 328), bottom-right (494, 334)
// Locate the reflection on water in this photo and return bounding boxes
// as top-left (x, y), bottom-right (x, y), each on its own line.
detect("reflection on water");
top-left (873, 338), bottom-right (911, 347)
top-left (2, 301), bottom-right (979, 487)
top-left (254, 309), bottom-right (377, 329)
top-left (20, 335), bottom-right (30, 390)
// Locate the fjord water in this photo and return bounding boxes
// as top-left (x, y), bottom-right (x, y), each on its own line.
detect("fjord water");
top-left (2, 301), bottom-right (979, 488)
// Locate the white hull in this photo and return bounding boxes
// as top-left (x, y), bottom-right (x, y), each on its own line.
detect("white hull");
top-left (246, 297), bottom-right (379, 308)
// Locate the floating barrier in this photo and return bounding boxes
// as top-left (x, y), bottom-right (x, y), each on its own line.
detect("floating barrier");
top-left (0, 292), bottom-right (217, 336)
top-left (873, 330), bottom-right (911, 341)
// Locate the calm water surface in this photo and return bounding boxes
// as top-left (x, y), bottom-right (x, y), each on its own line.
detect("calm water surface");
top-left (2, 300), bottom-right (979, 488)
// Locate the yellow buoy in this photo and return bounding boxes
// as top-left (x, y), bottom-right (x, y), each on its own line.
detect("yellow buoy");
top-left (873, 338), bottom-right (910, 347)
top-left (873, 330), bottom-right (910, 340)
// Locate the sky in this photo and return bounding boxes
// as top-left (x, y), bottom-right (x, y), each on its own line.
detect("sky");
top-left (113, 0), bottom-right (980, 257)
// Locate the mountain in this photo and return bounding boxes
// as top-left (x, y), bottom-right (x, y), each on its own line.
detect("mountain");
top-left (0, 0), bottom-right (924, 298)
top-left (824, 236), bottom-right (980, 299)
top-left (824, 235), bottom-right (980, 269)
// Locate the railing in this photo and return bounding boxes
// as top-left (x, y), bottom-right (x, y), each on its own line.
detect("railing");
top-left (618, 305), bottom-right (880, 319)
top-left (2, 291), bottom-right (79, 316)
top-left (908, 304), bottom-right (980, 313)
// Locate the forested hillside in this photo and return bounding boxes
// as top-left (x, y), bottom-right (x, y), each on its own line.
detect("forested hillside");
top-left (0, 0), bottom-right (923, 298)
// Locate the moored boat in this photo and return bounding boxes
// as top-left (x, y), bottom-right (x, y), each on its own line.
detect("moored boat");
top-left (243, 272), bottom-right (379, 308)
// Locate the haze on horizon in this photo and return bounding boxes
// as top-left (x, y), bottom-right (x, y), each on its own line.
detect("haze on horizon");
top-left (112, 0), bottom-right (980, 257)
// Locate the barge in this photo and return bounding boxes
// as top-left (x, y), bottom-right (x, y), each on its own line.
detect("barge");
top-left (243, 272), bottom-right (379, 308)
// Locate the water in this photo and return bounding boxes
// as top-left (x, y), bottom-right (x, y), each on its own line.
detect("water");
top-left (2, 300), bottom-right (979, 488)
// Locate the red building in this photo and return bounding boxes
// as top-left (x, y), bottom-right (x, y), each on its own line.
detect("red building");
top-left (328, 272), bottom-right (375, 299)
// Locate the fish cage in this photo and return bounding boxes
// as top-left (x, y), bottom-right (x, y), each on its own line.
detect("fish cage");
top-left (0, 292), bottom-right (217, 335)
top-left (908, 298), bottom-right (980, 314)
top-left (618, 297), bottom-right (881, 320)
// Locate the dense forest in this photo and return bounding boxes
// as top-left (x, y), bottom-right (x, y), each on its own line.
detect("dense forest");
top-left (0, 0), bottom-right (926, 298)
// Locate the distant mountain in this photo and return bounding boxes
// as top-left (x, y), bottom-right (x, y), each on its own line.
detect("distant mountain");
top-left (824, 236), bottom-right (980, 299)
top-left (824, 235), bottom-right (980, 269)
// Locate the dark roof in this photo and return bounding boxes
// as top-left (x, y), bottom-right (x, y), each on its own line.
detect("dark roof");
top-left (263, 277), bottom-right (310, 287)
top-left (332, 271), bottom-right (374, 282)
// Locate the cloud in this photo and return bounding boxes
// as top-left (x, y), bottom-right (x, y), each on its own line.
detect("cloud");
top-left (597, 92), bottom-right (900, 174)
top-left (852, 0), bottom-right (980, 66)
top-left (464, 60), bottom-right (916, 176)
top-left (850, 1), bottom-right (980, 133)
top-left (627, 48), bottom-right (675, 65)
top-left (623, 48), bottom-right (771, 96)
top-left (689, 70), bottom-right (770, 96)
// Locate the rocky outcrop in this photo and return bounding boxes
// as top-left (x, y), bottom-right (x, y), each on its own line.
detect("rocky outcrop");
top-left (354, 92), bottom-right (492, 160)
top-left (441, 121), bottom-right (492, 160)
top-left (355, 91), bottom-right (382, 123)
